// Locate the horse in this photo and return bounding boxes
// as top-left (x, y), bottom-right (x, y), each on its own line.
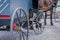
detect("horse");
top-left (38, 0), bottom-right (58, 25)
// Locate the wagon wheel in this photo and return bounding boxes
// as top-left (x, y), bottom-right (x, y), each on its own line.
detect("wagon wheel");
top-left (33, 11), bottom-right (45, 34)
top-left (11, 8), bottom-right (29, 40)
top-left (30, 11), bottom-right (45, 34)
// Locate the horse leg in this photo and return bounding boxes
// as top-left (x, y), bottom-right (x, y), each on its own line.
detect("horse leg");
top-left (50, 9), bottom-right (53, 25)
top-left (44, 11), bottom-right (47, 25)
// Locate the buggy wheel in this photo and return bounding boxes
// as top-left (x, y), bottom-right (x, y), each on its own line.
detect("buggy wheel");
top-left (29, 11), bottom-right (45, 35)
top-left (33, 13), bottom-right (45, 34)
top-left (11, 8), bottom-right (29, 40)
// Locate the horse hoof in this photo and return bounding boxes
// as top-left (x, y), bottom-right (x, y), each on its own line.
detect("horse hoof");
top-left (51, 23), bottom-right (53, 25)
top-left (44, 23), bottom-right (46, 25)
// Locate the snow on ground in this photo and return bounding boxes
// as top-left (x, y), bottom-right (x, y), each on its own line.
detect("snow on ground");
top-left (0, 19), bottom-right (60, 40)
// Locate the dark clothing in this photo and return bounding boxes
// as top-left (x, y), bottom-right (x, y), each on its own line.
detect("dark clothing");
top-left (32, 0), bottom-right (38, 9)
